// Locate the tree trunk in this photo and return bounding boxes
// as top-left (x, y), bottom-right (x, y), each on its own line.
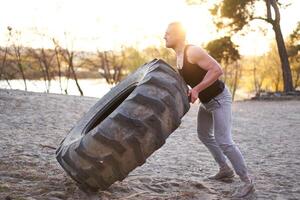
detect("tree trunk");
top-left (5, 78), bottom-right (12, 89)
top-left (14, 46), bottom-right (27, 91)
top-left (67, 52), bottom-right (83, 96)
top-left (53, 39), bottom-right (63, 93)
top-left (268, 0), bottom-right (294, 92)
top-left (0, 47), bottom-right (8, 79)
top-left (70, 63), bottom-right (83, 96)
top-left (273, 23), bottom-right (294, 92)
top-left (18, 63), bottom-right (27, 91)
top-left (41, 48), bottom-right (51, 93)
top-left (232, 62), bottom-right (241, 101)
top-left (295, 69), bottom-right (300, 88)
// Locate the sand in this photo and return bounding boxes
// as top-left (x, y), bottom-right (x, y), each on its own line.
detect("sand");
top-left (0, 88), bottom-right (299, 200)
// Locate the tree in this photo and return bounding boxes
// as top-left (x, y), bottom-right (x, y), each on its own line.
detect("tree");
top-left (206, 37), bottom-right (240, 81)
top-left (143, 45), bottom-right (176, 68)
top-left (83, 49), bottom-right (126, 85)
top-left (9, 27), bottom-right (28, 91)
top-left (52, 39), bottom-right (64, 93)
top-left (208, 0), bottom-right (294, 92)
top-left (27, 48), bottom-right (55, 93)
top-left (186, 0), bottom-right (294, 92)
top-left (122, 46), bottom-right (147, 73)
top-left (249, 56), bottom-right (268, 95)
top-left (0, 27), bottom-right (14, 88)
top-left (52, 34), bottom-right (84, 96)
top-left (287, 22), bottom-right (300, 88)
top-left (60, 48), bottom-right (83, 96)
top-left (266, 42), bottom-right (282, 91)
top-left (205, 36), bottom-right (241, 100)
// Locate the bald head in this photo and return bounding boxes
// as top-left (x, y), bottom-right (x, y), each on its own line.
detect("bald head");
top-left (164, 22), bottom-right (186, 49)
top-left (168, 22), bottom-right (186, 39)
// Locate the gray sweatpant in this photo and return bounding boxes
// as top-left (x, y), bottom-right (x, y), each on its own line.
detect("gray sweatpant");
top-left (197, 86), bottom-right (249, 181)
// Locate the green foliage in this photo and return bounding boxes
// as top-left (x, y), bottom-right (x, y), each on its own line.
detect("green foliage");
top-left (185, 0), bottom-right (207, 5)
top-left (143, 46), bottom-right (176, 67)
top-left (122, 47), bottom-right (147, 73)
top-left (210, 0), bottom-right (295, 92)
top-left (287, 21), bottom-right (300, 58)
top-left (287, 22), bottom-right (300, 88)
top-left (120, 45), bottom-right (175, 75)
top-left (205, 36), bottom-right (240, 64)
top-left (205, 36), bottom-right (241, 99)
top-left (210, 0), bottom-right (256, 32)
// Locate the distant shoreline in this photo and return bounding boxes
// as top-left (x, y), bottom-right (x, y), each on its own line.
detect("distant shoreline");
top-left (1, 88), bottom-right (300, 104)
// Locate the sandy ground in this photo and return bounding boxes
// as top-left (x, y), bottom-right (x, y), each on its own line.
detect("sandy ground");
top-left (0, 88), bottom-right (299, 200)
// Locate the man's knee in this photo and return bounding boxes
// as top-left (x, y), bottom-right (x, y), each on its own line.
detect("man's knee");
top-left (197, 130), bottom-right (212, 143)
top-left (218, 143), bottom-right (236, 154)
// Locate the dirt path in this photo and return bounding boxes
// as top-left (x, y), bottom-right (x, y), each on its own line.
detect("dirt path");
top-left (0, 89), bottom-right (299, 200)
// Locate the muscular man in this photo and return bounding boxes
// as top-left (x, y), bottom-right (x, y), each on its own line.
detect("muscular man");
top-left (164, 22), bottom-right (255, 198)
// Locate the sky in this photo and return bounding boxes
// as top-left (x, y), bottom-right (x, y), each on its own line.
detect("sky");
top-left (0, 0), bottom-right (299, 56)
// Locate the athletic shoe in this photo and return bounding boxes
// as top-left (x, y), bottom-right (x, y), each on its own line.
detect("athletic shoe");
top-left (208, 166), bottom-right (235, 180)
top-left (231, 179), bottom-right (255, 198)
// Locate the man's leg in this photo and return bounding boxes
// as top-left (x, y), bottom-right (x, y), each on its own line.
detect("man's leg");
top-left (212, 92), bottom-right (250, 182)
top-left (212, 87), bottom-right (254, 197)
top-left (197, 104), bottom-right (229, 170)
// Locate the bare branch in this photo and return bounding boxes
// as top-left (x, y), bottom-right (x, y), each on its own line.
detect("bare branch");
top-left (251, 16), bottom-right (273, 24)
top-left (270, 0), bottom-right (281, 24)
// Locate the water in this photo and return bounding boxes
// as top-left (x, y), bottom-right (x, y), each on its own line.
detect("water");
top-left (0, 77), bottom-right (252, 101)
top-left (0, 77), bottom-right (113, 98)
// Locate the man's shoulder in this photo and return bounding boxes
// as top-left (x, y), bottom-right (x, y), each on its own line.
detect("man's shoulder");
top-left (186, 44), bottom-right (206, 61)
top-left (186, 44), bottom-right (205, 54)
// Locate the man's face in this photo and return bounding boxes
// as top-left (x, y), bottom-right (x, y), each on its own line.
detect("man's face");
top-left (164, 25), bottom-right (178, 49)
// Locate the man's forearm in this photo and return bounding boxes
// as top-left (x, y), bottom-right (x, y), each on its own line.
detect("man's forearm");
top-left (194, 69), bottom-right (222, 93)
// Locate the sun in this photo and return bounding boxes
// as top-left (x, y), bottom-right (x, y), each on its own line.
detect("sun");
top-left (177, 5), bottom-right (216, 46)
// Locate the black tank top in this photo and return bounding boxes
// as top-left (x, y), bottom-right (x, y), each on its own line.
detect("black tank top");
top-left (178, 44), bottom-right (225, 103)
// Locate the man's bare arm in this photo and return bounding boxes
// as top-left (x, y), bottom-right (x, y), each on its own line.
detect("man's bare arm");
top-left (187, 46), bottom-right (223, 93)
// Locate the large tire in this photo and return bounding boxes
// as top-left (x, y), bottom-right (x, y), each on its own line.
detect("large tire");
top-left (55, 59), bottom-right (190, 191)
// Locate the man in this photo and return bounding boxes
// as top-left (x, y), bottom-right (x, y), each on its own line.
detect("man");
top-left (164, 22), bottom-right (255, 198)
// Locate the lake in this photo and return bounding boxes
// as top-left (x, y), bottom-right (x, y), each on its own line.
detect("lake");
top-left (0, 77), bottom-right (252, 101)
top-left (0, 77), bottom-right (112, 99)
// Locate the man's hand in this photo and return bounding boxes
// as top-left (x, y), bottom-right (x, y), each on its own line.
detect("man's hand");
top-left (188, 88), bottom-right (199, 103)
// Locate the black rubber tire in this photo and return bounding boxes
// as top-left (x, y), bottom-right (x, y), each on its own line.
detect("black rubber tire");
top-left (55, 59), bottom-right (190, 192)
